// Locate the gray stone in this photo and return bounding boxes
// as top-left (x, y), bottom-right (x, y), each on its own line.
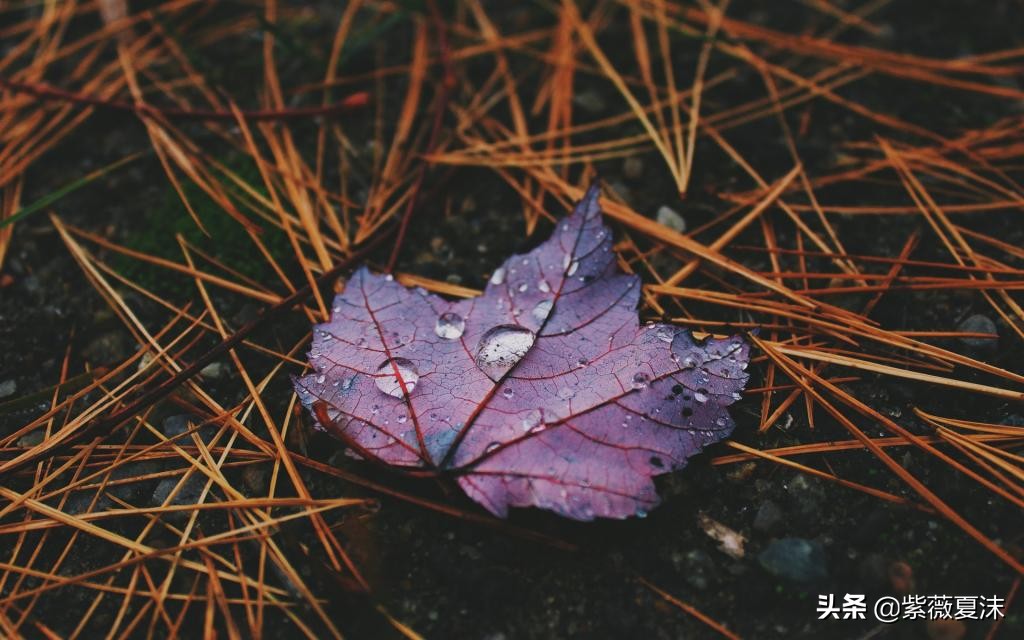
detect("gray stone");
top-left (786, 474), bottom-right (825, 515)
top-left (758, 537), bottom-right (828, 582)
top-left (16, 429), bottom-right (44, 448)
top-left (152, 474), bottom-right (207, 508)
top-left (162, 414), bottom-right (217, 442)
top-left (753, 500), bottom-right (785, 534)
top-left (956, 314), bottom-right (998, 351)
top-left (83, 331), bottom-right (132, 363)
top-left (0, 379), bottom-right (16, 399)
top-left (162, 414), bottom-right (193, 438)
top-left (66, 460), bottom-right (159, 514)
top-left (655, 205), bottom-right (686, 233)
top-left (572, 90), bottom-right (606, 114)
top-left (200, 361), bottom-right (229, 380)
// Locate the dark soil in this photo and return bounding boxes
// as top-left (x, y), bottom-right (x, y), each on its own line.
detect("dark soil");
top-left (1, 1), bottom-right (1022, 638)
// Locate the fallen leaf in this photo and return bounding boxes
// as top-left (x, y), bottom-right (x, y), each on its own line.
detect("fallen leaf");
top-left (294, 183), bottom-right (750, 520)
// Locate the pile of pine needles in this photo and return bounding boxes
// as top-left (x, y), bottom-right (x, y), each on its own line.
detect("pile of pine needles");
top-left (0, 1), bottom-right (1021, 637)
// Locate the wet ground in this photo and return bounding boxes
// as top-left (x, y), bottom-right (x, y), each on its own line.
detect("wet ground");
top-left (2, 1), bottom-right (1023, 638)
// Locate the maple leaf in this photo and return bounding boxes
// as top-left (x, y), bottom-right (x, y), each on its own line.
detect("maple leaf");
top-left (294, 183), bottom-right (750, 520)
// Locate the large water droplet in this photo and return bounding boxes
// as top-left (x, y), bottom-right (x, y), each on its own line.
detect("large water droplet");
top-left (566, 260), bottom-right (579, 277)
top-left (489, 267), bottom-right (506, 285)
top-left (502, 386), bottom-right (514, 399)
top-left (475, 325), bottom-right (536, 381)
top-left (538, 280), bottom-right (551, 293)
top-left (655, 326), bottom-right (675, 343)
top-left (532, 299), bottom-right (553, 323)
top-left (694, 388), bottom-right (709, 403)
top-left (374, 358), bottom-right (419, 398)
top-left (434, 312), bottom-right (465, 340)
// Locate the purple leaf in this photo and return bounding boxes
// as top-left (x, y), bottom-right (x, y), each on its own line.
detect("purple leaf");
top-left (294, 183), bottom-right (751, 520)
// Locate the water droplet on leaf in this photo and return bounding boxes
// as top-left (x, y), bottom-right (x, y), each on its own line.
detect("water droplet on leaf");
top-left (631, 372), bottom-right (649, 389)
top-left (434, 312), bottom-right (465, 340)
top-left (475, 325), bottom-right (536, 381)
top-left (532, 299), bottom-right (553, 323)
top-left (374, 358), bottom-right (419, 398)
top-left (521, 409), bottom-right (543, 432)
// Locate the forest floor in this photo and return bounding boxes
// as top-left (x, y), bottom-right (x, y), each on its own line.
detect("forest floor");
top-left (0, 1), bottom-right (1022, 638)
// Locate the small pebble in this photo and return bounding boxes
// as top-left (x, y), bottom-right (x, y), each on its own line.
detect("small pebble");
top-left (200, 361), bottom-right (228, 380)
top-left (753, 500), bottom-right (785, 534)
top-left (0, 379), bottom-right (16, 399)
top-left (151, 475), bottom-right (207, 509)
top-left (17, 429), bottom-right (44, 448)
top-left (83, 331), bottom-right (132, 363)
top-left (572, 89), bottom-right (606, 113)
top-left (956, 314), bottom-right (998, 351)
top-left (656, 205), bottom-right (686, 233)
top-left (758, 537), bottom-right (827, 583)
